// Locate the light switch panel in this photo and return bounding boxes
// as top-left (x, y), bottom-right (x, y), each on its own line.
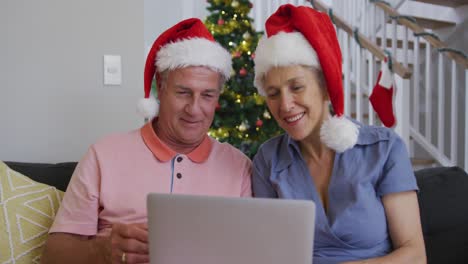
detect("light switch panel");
top-left (103, 55), bottom-right (122, 85)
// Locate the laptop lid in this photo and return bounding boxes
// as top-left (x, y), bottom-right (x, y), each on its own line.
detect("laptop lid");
top-left (147, 193), bottom-right (315, 264)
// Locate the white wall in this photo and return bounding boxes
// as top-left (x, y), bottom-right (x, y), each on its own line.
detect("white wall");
top-left (0, 0), bottom-right (144, 163)
top-left (144, 0), bottom-right (207, 53)
top-left (144, 0), bottom-right (331, 49)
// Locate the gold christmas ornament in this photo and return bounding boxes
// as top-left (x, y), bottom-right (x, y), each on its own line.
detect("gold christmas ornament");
top-left (228, 20), bottom-right (238, 30)
top-left (242, 32), bottom-right (251, 40)
top-left (238, 122), bottom-right (247, 132)
top-left (218, 127), bottom-right (229, 138)
top-left (218, 23), bottom-right (234, 35)
top-left (253, 94), bottom-right (264, 105)
top-left (238, 5), bottom-right (251, 14)
top-left (263, 110), bottom-right (271, 119)
top-left (210, 127), bottom-right (228, 139)
top-left (231, 0), bottom-right (239, 8)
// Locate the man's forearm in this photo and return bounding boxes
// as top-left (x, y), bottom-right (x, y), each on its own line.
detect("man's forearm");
top-left (41, 233), bottom-right (111, 264)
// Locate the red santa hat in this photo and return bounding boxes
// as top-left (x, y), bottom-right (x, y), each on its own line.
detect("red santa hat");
top-left (253, 4), bottom-right (359, 153)
top-left (138, 18), bottom-right (232, 119)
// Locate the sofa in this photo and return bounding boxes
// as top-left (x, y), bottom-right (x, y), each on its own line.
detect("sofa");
top-left (1, 161), bottom-right (467, 263)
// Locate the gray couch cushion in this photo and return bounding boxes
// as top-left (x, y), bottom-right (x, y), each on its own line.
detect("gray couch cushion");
top-left (4, 161), bottom-right (77, 192)
top-left (415, 166), bottom-right (468, 264)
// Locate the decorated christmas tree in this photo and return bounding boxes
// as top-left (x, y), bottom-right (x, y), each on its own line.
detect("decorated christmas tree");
top-left (205, 0), bottom-right (282, 158)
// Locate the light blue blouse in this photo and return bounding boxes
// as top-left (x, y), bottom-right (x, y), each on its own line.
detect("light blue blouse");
top-left (252, 123), bottom-right (418, 264)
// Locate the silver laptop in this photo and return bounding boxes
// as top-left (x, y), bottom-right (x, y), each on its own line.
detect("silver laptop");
top-left (147, 193), bottom-right (315, 264)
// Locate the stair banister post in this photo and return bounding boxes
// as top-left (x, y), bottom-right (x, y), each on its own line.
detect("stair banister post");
top-left (465, 69), bottom-right (468, 171)
top-left (437, 53), bottom-right (445, 156)
top-left (394, 75), bottom-right (411, 151)
top-left (450, 61), bottom-right (458, 165)
top-left (368, 52), bottom-right (375, 126)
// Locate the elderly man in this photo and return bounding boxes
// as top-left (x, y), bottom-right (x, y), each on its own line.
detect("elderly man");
top-left (41, 18), bottom-right (252, 264)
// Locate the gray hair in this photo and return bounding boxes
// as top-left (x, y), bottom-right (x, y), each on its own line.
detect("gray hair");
top-left (157, 67), bottom-right (227, 92)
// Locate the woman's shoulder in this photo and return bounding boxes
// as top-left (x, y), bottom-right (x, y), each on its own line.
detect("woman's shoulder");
top-left (257, 133), bottom-right (289, 154)
top-left (355, 122), bottom-right (401, 146)
top-left (350, 122), bottom-right (408, 162)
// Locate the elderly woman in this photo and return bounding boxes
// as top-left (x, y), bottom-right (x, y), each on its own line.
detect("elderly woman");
top-left (252, 4), bottom-right (426, 264)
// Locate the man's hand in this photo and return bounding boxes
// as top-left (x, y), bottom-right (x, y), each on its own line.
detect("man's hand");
top-left (41, 223), bottom-right (149, 264)
top-left (110, 223), bottom-right (149, 264)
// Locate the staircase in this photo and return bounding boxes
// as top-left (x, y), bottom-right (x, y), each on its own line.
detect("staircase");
top-left (333, 0), bottom-right (468, 170)
top-left (252, 0), bottom-right (468, 171)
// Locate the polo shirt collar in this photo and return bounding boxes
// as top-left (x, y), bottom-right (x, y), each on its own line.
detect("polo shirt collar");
top-left (140, 120), bottom-right (212, 163)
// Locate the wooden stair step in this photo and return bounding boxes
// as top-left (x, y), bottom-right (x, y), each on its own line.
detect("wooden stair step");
top-left (372, 1), bottom-right (466, 66)
top-left (410, 0), bottom-right (468, 8)
top-left (412, 16), bottom-right (457, 30)
top-left (411, 158), bottom-right (437, 166)
top-left (384, 14), bottom-right (456, 30)
top-left (383, 15), bottom-right (455, 30)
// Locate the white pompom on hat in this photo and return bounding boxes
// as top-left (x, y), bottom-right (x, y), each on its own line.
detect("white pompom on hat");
top-left (253, 4), bottom-right (359, 152)
top-left (138, 18), bottom-right (232, 119)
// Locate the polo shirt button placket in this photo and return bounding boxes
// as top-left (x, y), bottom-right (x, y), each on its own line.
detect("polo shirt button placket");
top-left (174, 155), bottom-right (185, 185)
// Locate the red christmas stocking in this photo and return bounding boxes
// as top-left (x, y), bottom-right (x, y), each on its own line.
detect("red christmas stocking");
top-left (369, 60), bottom-right (396, 127)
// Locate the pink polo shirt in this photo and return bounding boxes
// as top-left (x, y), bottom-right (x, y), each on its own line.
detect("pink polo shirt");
top-left (49, 121), bottom-right (252, 236)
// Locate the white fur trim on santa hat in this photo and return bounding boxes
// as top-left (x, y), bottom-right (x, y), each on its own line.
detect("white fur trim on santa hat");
top-left (137, 97), bottom-right (159, 119)
top-left (320, 116), bottom-right (359, 153)
top-left (156, 37), bottom-right (232, 80)
top-left (254, 32), bottom-right (321, 95)
top-left (378, 60), bottom-right (393, 89)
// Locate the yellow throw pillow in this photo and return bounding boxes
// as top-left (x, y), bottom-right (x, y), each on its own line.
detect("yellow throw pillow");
top-left (0, 161), bottom-right (64, 264)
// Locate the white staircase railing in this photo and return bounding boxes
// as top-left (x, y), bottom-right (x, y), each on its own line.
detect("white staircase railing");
top-left (334, 0), bottom-right (468, 170)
